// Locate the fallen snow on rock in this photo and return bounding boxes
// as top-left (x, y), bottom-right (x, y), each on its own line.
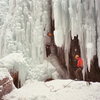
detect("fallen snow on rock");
top-left (3, 79), bottom-right (100, 100)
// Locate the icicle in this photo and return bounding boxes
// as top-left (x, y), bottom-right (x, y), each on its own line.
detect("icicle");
top-left (95, 0), bottom-right (100, 68)
top-left (83, 0), bottom-right (96, 71)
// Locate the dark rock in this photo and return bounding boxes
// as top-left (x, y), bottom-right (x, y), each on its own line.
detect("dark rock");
top-left (0, 68), bottom-right (15, 99)
top-left (10, 71), bottom-right (21, 88)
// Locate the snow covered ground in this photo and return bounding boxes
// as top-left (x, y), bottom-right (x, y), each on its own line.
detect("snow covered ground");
top-left (3, 79), bottom-right (100, 100)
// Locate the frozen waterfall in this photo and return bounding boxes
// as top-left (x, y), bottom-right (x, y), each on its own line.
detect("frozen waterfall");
top-left (0, 0), bottom-right (100, 85)
top-left (53, 0), bottom-right (99, 73)
top-left (0, 0), bottom-right (51, 64)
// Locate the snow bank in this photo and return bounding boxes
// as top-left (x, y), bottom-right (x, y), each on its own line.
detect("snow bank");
top-left (3, 79), bottom-right (100, 100)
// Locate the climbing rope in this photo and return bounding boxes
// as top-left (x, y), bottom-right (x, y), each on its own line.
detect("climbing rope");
top-left (44, 80), bottom-right (74, 92)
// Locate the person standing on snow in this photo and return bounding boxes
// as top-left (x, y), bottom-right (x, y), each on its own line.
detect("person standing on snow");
top-left (75, 55), bottom-right (83, 80)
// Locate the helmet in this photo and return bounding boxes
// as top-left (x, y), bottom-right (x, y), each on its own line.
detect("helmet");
top-left (75, 55), bottom-right (79, 59)
top-left (47, 32), bottom-right (53, 37)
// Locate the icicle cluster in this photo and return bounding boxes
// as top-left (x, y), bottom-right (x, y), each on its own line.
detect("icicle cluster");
top-left (0, 0), bottom-right (52, 85)
top-left (0, 0), bottom-right (51, 64)
top-left (0, 0), bottom-right (9, 29)
top-left (96, 0), bottom-right (100, 67)
top-left (53, 0), bottom-right (100, 72)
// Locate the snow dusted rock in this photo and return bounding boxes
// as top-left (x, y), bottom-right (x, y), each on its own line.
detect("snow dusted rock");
top-left (0, 68), bottom-right (15, 99)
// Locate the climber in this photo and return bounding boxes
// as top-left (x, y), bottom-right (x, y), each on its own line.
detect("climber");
top-left (46, 32), bottom-right (54, 57)
top-left (75, 55), bottom-right (83, 68)
top-left (75, 55), bottom-right (83, 80)
top-left (47, 32), bottom-right (53, 37)
top-left (46, 44), bottom-right (51, 57)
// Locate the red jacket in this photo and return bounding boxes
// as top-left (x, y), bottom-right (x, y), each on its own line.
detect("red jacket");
top-left (77, 57), bottom-right (83, 68)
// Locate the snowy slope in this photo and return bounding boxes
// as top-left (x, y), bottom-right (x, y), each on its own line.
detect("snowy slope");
top-left (3, 79), bottom-right (100, 100)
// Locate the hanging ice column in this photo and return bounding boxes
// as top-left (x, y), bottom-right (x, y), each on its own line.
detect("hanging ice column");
top-left (0, 0), bottom-right (9, 28)
top-left (53, 0), bottom-right (70, 47)
top-left (31, 0), bottom-right (51, 64)
top-left (0, 0), bottom-right (51, 64)
top-left (96, 0), bottom-right (100, 68)
top-left (83, 0), bottom-right (96, 71)
top-left (69, 0), bottom-right (96, 71)
top-left (53, 0), bottom-right (97, 72)
top-left (52, 0), bottom-right (70, 73)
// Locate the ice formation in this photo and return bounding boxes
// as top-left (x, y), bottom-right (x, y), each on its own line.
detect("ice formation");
top-left (52, 0), bottom-right (99, 72)
top-left (95, 0), bottom-right (100, 67)
top-left (0, 0), bottom-right (8, 29)
top-left (0, 0), bottom-right (51, 64)
top-left (0, 0), bottom-right (54, 85)
top-left (0, 53), bottom-right (29, 86)
top-left (0, 0), bottom-right (100, 86)
top-left (27, 60), bottom-right (60, 81)
top-left (0, 53), bottom-right (60, 86)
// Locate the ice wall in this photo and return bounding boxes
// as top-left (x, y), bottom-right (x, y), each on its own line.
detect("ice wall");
top-left (0, 0), bottom-right (9, 29)
top-left (0, 0), bottom-right (51, 64)
top-left (53, 0), bottom-right (71, 69)
top-left (53, 0), bottom-right (98, 72)
top-left (96, 0), bottom-right (100, 68)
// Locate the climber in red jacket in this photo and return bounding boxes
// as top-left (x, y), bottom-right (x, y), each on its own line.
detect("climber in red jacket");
top-left (75, 55), bottom-right (83, 80)
top-left (75, 55), bottom-right (83, 68)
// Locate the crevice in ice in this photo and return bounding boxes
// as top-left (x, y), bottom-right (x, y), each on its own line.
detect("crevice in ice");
top-left (69, 35), bottom-right (82, 79)
top-left (10, 71), bottom-right (21, 88)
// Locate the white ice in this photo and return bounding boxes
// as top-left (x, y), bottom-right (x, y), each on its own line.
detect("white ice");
top-left (53, 0), bottom-right (97, 72)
